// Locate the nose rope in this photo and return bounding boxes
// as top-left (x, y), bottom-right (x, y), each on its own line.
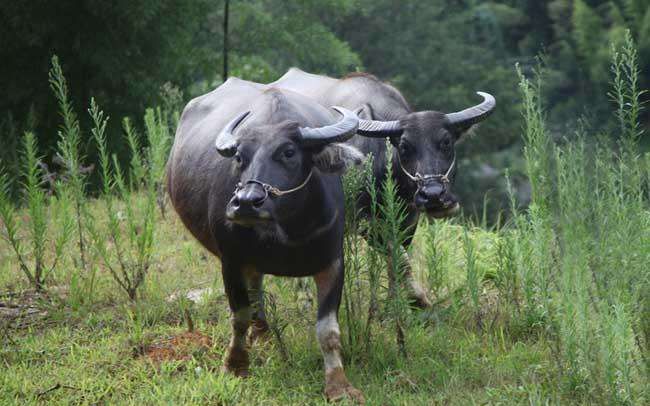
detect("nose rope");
top-left (235, 170), bottom-right (314, 201)
top-left (397, 152), bottom-right (456, 186)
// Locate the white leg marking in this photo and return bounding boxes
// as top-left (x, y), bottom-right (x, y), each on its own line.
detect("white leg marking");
top-left (316, 311), bottom-right (343, 372)
top-left (230, 306), bottom-right (252, 349)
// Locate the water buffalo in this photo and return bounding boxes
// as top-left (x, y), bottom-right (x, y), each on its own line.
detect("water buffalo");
top-left (272, 68), bottom-right (495, 307)
top-left (166, 78), bottom-right (366, 403)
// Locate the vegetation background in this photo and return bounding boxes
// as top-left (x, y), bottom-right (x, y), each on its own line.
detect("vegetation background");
top-left (3, 0), bottom-right (650, 218)
top-left (0, 1), bottom-right (648, 405)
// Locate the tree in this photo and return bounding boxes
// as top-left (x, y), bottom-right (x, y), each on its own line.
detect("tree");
top-left (0, 0), bottom-right (217, 165)
top-left (0, 0), bottom-right (360, 187)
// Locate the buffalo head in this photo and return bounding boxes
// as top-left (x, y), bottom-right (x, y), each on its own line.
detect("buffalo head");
top-left (356, 92), bottom-right (495, 218)
top-left (215, 107), bottom-right (363, 226)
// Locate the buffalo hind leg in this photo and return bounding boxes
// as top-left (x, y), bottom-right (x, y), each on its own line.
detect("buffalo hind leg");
top-left (401, 246), bottom-right (432, 309)
top-left (246, 271), bottom-right (270, 343)
top-left (222, 260), bottom-right (252, 377)
top-left (386, 244), bottom-right (432, 309)
top-left (314, 259), bottom-right (365, 404)
top-left (370, 228), bottom-right (431, 310)
top-left (396, 213), bottom-right (431, 309)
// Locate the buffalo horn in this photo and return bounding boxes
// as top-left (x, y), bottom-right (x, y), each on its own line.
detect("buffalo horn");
top-left (298, 106), bottom-right (359, 146)
top-left (444, 91), bottom-right (496, 133)
top-left (215, 111), bottom-right (251, 157)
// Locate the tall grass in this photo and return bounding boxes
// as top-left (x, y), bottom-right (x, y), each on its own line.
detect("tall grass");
top-left (0, 133), bottom-right (73, 291)
top-left (341, 146), bottom-right (415, 359)
top-left (341, 156), bottom-right (370, 353)
top-left (421, 217), bottom-right (447, 304)
top-left (49, 56), bottom-right (90, 272)
top-left (91, 101), bottom-right (171, 301)
top-left (341, 155), bottom-right (390, 356)
top-left (508, 31), bottom-right (648, 404)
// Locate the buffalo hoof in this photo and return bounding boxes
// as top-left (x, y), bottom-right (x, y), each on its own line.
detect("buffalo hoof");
top-left (222, 346), bottom-right (250, 377)
top-left (408, 292), bottom-right (432, 309)
top-left (408, 283), bottom-right (432, 309)
top-left (248, 319), bottom-right (271, 344)
top-left (324, 367), bottom-right (365, 404)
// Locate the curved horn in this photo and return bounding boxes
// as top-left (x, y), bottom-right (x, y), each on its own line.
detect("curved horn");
top-left (299, 106), bottom-right (359, 147)
top-left (357, 119), bottom-right (403, 137)
top-left (444, 91), bottom-right (496, 132)
top-left (215, 111), bottom-right (251, 157)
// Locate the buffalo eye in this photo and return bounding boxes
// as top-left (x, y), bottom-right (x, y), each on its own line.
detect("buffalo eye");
top-left (440, 137), bottom-right (452, 153)
top-left (234, 152), bottom-right (244, 167)
top-left (399, 141), bottom-right (413, 158)
top-left (283, 148), bottom-right (296, 159)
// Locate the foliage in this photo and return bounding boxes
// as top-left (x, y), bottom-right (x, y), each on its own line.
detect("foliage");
top-left (0, 0), bottom-right (216, 154)
top-left (3, 1), bottom-right (650, 220)
top-left (193, 0), bottom-right (361, 89)
top-left (332, 0), bottom-right (650, 220)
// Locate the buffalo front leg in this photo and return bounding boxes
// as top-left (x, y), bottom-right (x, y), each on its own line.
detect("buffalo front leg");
top-left (221, 260), bottom-right (252, 377)
top-left (314, 259), bottom-right (365, 404)
top-left (246, 270), bottom-right (270, 343)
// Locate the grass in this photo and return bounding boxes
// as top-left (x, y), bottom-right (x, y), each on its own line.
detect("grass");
top-left (1, 203), bottom-right (562, 405)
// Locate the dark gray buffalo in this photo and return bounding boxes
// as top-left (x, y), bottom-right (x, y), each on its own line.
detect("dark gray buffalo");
top-left (272, 68), bottom-right (495, 307)
top-left (167, 78), bottom-right (366, 403)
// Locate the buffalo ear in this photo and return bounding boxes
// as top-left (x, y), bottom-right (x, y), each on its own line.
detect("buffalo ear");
top-left (312, 143), bottom-right (365, 174)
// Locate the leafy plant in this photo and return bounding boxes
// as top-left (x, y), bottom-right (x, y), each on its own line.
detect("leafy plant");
top-left (48, 56), bottom-right (97, 294)
top-left (90, 100), bottom-right (170, 301)
top-left (0, 132), bottom-right (73, 291)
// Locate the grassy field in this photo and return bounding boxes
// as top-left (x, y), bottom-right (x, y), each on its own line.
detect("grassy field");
top-left (1, 205), bottom-right (562, 405)
top-left (1, 37), bottom-right (649, 405)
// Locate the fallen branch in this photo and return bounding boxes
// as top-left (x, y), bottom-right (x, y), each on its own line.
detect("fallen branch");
top-left (36, 383), bottom-right (78, 398)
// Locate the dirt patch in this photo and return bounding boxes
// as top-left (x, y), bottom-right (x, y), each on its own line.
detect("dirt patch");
top-left (0, 290), bottom-right (50, 328)
top-left (143, 331), bottom-right (214, 362)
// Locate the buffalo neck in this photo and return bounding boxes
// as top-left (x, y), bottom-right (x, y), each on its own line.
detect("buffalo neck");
top-left (276, 171), bottom-right (339, 246)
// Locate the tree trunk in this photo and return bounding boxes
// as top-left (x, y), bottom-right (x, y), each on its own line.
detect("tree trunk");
top-left (222, 0), bottom-right (229, 81)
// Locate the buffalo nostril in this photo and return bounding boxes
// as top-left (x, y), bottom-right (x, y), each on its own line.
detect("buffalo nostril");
top-left (251, 196), bottom-right (265, 208)
top-left (236, 191), bottom-right (266, 209)
top-left (420, 187), bottom-right (444, 200)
